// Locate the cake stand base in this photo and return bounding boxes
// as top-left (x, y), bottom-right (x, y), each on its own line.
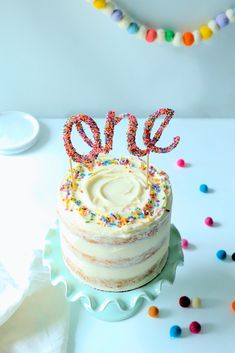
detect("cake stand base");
top-left (43, 223), bottom-right (183, 321)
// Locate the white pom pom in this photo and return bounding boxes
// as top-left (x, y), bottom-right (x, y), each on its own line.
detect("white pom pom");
top-left (136, 25), bottom-right (147, 40)
top-left (102, 2), bottom-right (115, 15)
top-left (226, 9), bottom-right (235, 23)
top-left (156, 29), bottom-right (165, 43)
top-left (192, 30), bottom-right (201, 45)
top-left (117, 16), bottom-right (132, 29)
top-left (208, 19), bottom-right (219, 33)
top-left (172, 32), bottom-right (182, 46)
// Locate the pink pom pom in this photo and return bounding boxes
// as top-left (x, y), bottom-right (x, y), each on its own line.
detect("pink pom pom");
top-left (189, 321), bottom-right (201, 334)
top-left (176, 158), bottom-right (185, 167)
top-left (181, 238), bottom-right (189, 249)
top-left (204, 216), bottom-right (214, 227)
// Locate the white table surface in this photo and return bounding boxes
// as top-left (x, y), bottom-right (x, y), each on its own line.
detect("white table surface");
top-left (1, 117), bottom-right (235, 353)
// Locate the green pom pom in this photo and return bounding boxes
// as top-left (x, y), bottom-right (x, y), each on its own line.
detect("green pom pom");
top-left (165, 29), bottom-right (175, 42)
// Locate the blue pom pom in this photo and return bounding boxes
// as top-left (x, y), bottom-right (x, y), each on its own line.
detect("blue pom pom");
top-left (127, 22), bottom-right (139, 34)
top-left (200, 184), bottom-right (208, 193)
top-left (170, 325), bottom-right (182, 338)
top-left (216, 250), bottom-right (227, 260)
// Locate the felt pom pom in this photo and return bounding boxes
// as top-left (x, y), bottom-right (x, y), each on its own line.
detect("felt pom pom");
top-left (146, 29), bottom-right (157, 42)
top-left (127, 22), bottom-right (139, 34)
top-left (199, 25), bottom-right (213, 40)
top-left (156, 28), bottom-right (165, 43)
top-left (231, 300), bottom-right (235, 312)
top-left (216, 249), bottom-right (227, 260)
top-left (181, 239), bottom-right (189, 249)
top-left (118, 16), bottom-right (131, 29)
top-left (231, 252), bottom-right (235, 261)
top-left (93, 0), bottom-right (107, 10)
top-left (165, 29), bottom-right (175, 42)
top-left (111, 9), bottom-right (123, 21)
top-left (226, 9), bottom-right (235, 23)
top-left (172, 32), bottom-right (182, 46)
top-left (200, 184), bottom-right (208, 193)
top-left (179, 295), bottom-right (191, 308)
top-left (183, 32), bottom-right (194, 46)
top-left (176, 158), bottom-right (185, 167)
top-left (192, 30), bottom-right (202, 45)
top-left (192, 297), bottom-right (202, 308)
top-left (136, 25), bottom-right (147, 39)
top-left (208, 19), bottom-right (220, 33)
top-left (204, 216), bottom-right (214, 226)
top-left (189, 321), bottom-right (201, 334)
top-left (148, 306), bottom-right (159, 318)
top-left (170, 325), bottom-right (182, 338)
top-left (215, 12), bottom-right (229, 28)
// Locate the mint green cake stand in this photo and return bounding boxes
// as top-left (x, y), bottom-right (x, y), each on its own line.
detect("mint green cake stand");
top-left (43, 222), bottom-right (183, 321)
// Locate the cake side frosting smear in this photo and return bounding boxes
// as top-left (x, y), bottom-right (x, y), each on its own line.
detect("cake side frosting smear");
top-left (57, 154), bottom-right (172, 291)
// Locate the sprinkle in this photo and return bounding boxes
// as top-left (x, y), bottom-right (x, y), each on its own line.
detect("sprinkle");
top-left (189, 321), bottom-right (201, 334)
top-left (204, 216), bottom-right (214, 226)
top-left (148, 306), bottom-right (159, 318)
top-left (216, 249), bottom-right (227, 260)
top-left (179, 296), bottom-right (191, 308)
top-left (170, 325), bottom-right (182, 338)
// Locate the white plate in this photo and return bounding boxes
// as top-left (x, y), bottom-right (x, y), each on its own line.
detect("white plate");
top-left (0, 111), bottom-right (40, 155)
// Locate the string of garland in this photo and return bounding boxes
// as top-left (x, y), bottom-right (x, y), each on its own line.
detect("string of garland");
top-left (85, 0), bottom-right (235, 47)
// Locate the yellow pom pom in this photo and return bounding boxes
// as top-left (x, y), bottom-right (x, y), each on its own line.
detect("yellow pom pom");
top-left (93, 0), bottom-right (107, 9)
top-left (199, 25), bottom-right (213, 40)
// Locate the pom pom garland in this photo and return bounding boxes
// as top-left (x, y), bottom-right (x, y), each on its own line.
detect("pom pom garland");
top-left (87, 1), bottom-right (235, 46)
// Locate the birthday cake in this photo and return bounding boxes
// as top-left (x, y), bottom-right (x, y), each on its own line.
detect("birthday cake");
top-left (57, 153), bottom-right (172, 291)
top-left (58, 109), bottom-right (179, 291)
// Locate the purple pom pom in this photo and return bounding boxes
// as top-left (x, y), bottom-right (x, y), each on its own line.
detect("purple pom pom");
top-left (215, 12), bottom-right (229, 28)
top-left (111, 9), bottom-right (123, 22)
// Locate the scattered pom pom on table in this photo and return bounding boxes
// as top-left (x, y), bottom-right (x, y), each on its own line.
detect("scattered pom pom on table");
top-left (231, 300), bottom-right (235, 312)
top-left (191, 297), bottom-right (201, 308)
top-left (181, 238), bottom-right (189, 249)
top-left (170, 325), bottom-right (182, 338)
top-left (176, 158), bottom-right (185, 167)
top-left (148, 306), bottom-right (159, 318)
top-left (204, 216), bottom-right (214, 226)
top-left (189, 321), bottom-right (201, 334)
top-left (216, 249), bottom-right (227, 260)
top-left (200, 184), bottom-right (208, 193)
top-left (146, 29), bottom-right (157, 42)
top-left (231, 253), bottom-right (235, 261)
top-left (179, 296), bottom-right (191, 308)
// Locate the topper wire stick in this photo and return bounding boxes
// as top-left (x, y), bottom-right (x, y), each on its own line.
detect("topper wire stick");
top-left (146, 153), bottom-right (150, 188)
top-left (69, 158), bottom-right (76, 192)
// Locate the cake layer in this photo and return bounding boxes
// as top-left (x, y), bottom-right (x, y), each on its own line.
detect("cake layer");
top-left (63, 250), bottom-right (169, 292)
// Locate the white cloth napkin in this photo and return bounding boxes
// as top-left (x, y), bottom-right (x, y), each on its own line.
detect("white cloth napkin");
top-left (0, 249), bottom-right (70, 353)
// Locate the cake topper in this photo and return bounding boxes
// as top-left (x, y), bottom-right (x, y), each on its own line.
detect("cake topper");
top-left (63, 108), bottom-right (180, 188)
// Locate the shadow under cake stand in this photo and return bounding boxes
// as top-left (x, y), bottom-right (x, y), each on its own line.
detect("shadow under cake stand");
top-left (43, 222), bottom-right (184, 321)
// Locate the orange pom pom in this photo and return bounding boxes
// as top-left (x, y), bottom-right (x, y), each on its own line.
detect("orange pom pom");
top-left (231, 300), bottom-right (235, 312)
top-left (183, 32), bottom-right (195, 46)
top-left (148, 306), bottom-right (159, 318)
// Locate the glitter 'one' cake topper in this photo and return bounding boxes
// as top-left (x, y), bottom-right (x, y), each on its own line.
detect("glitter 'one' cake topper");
top-left (63, 108), bottom-right (180, 187)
